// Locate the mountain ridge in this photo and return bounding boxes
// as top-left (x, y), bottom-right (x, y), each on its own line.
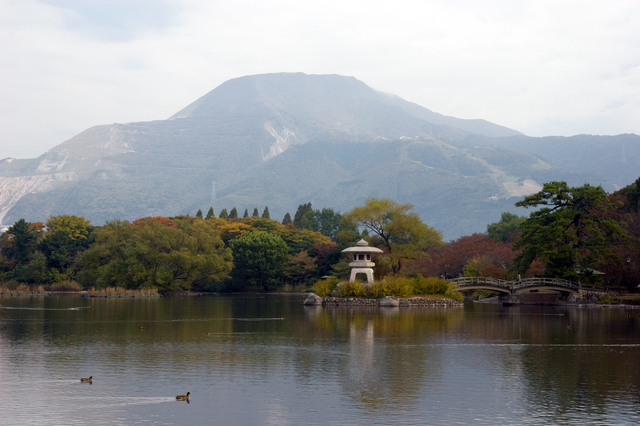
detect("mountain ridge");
top-left (0, 73), bottom-right (636, 239)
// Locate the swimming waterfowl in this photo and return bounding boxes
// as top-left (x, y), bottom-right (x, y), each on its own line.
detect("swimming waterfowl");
top-left (80, 376), bottom-right (92, 383)
top-left (176, 392), bottom-right (190, 401)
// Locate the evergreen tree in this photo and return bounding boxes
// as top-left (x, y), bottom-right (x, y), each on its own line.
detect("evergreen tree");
top-left (229, 207), bottom-right (238, 219)
top-left (219, 209), bottom-right (229, 219)
top-left (252, 207), bottom-right (259, 217)
top-left (282, 212), bottom-right (292, 225)
top-left (293, 202), bottom-right (316, 231)
top-left (243, 209), bottom-right (249, 218)
top-left (196, 209), bottom-right (203, 219)
top-left (205, 207), bottom-right (214, 220)
top-left (2, 219), bottom-right (39, 265)
top-left (262, 206), bottom-right (270, 219)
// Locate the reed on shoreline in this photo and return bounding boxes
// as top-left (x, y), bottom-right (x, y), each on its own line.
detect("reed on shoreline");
top-left (0, 280), bottom-right (83, 294)
top-left (86, 287), bottom-right (160, 297)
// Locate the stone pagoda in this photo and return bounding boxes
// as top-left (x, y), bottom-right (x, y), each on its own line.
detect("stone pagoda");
top-left (341, 239), bottom-right (383, 283)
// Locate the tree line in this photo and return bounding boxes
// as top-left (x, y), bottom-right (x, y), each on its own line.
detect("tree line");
top-left (1, 177), bottom-right (639, 292)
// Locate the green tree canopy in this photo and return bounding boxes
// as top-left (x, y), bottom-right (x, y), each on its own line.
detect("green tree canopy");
top-left (219, 208), bottom-right (228, 219)
top-left (314, 208), bottom-right (342, 240)
top-left (196, 209), bottom-right (203, 219)
top-left (2, 219), bottom-right (41, 265)
top-left (487, 212), bottom-right (526, 242)
top-left (75, 217), bottom-right (233, 291)
top-left (228, 231), bottom-right (289, 291)
top-left (293, 202), bottom-right (316, 230)
top-left (205, 207), bottom-right (215, 220)
top-left (243, 209), bottom-right (249, 218)
top-left (252, 208), bottom-right (259, 217)
top-left (618, 177), bottom-right (640, 212)
top-left (46, 215), bottom-right (92, 240)
top-left (514, 181), bottom-right (627, 280)
top-left (229, 208), bottom-right (238, 219)
top-left (343, 198), bottom-right (443, 275)
top-left (282, 212), bottom-right (292, 225)
top-left (261, 206), bottom-right (270, 219)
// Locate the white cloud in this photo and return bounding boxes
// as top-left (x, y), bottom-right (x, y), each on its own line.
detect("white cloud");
top-left (1, 0), bottom-right (639, 158)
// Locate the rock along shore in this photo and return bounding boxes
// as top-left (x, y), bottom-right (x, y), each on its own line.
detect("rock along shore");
top-left (304, 293), bottom-right (463, 307)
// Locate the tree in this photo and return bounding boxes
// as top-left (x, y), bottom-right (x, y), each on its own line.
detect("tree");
top-left (243, 209), bottom-right (249, 218)
top-left (2, 219), bottom-right (41, 266)
top-left (229, 207), bottom-right (238, 219)
top-left (205, 207), bottom-right (215, 220)
top-left (252, 208), bottom-right (259, 217)
top-left (293, 202), bottom-right (316, 230)
top-left (285, 250), bottom-right (318, 285)
top-left (282, 212), bottom-right (292, 225)
top-left (618, 177), bottom-right (640, 212)
top-left (75, 217), bottom-right (233, 291)
top-left (514, 181), bottom-right (627, 280)
top-left (344, 198), bottom-right (442, 275)
top-left (229, 231), bottom-right (289, 291)
top-left (196, 209), bottom-right (203, 219)
top-left (314, 208), bottom-right (342, 240)
top-left (219, 209), bottom-right (228, 219)
top-left (261, 206), bottom-right (270, 219)
top-left (46, 215), bottom-right (91, 240)
top-left (487, 212), bottom-right (526, 242)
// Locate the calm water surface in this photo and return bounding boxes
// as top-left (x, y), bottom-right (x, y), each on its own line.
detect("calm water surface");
top-left (0, 294), bottom-right (639, 425)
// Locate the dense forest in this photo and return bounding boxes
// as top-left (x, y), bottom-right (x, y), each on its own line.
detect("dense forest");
top-left (1, 178), bottom-right (639, 293)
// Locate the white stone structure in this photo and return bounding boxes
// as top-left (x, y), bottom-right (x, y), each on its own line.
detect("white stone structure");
top-left (341, 239), bottom-right (383, 283)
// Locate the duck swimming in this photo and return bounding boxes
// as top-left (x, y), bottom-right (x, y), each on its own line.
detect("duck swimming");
top-left (176, 392), bottom-right (190, 401)
top-left (80, 376), bottom-right (92, 383)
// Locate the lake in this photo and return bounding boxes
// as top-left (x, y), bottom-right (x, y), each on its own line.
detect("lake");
top-left (1, 294), bottom-right (639, 425)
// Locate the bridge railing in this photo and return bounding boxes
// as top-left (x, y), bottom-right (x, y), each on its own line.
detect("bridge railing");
top-left (512, 277), bottom-right (580, 291)
top-left (449, 276), bottom-right (512, 289)
top-left (449, 276), bottom-right (587, 293)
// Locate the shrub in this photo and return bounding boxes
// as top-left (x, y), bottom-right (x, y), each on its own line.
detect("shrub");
top-left (312, 277), bottom-right (341, 296)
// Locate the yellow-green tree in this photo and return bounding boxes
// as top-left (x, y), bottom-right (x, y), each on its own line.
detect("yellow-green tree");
top-left (344, 198), bottom-right (442, 275)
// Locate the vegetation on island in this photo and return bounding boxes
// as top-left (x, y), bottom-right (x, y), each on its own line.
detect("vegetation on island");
top-left (1, 177), bottom-right (639, 297)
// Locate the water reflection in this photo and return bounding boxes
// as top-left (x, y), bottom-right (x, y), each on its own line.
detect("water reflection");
top-left (0, 295), bottom-right (638, 425)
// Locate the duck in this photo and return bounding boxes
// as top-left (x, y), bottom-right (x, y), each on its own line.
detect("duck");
top-left (176, 392), bottom-right (190, 401)
top-left (80, 376), bottom-right (92, 383)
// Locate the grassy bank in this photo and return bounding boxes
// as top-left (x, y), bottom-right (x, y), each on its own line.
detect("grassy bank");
top-left (0, 280), bottom-right (83, 294)
top-left (313, 276), bottom-right (463, 300)
top-left (86, 287), bottom-right (160, 297)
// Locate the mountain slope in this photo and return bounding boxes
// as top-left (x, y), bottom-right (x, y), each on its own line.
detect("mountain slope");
top-left (0, 72), bottom-right (632, 239)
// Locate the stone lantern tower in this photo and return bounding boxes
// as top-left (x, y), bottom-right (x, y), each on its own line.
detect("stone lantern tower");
top-left (341, 239), bottom-right (383, 283)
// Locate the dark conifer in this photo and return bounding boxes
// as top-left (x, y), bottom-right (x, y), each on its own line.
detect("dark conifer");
top-left (205, 207), bottom-right (214, 220)
top-left (243, 209), bottom-right (249, 218)
top-left (282, 212), bottom-right (292, 225)
top-left (261, 206), bottom-right (270, 219)
top-left (252, 207), bottom-right (259, 217)
top-left (219, 208), bottom-right (229, 219)
top-left (196, 209), bottom-right (203, 219)
top-left (229, 207), bottom-right (238, 219)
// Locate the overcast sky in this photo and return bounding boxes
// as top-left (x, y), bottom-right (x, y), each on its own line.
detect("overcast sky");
top-left (1, 0), bottom-right (639, 159)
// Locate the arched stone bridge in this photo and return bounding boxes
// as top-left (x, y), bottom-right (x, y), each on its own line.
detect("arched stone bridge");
top-left (448, 276), bottom-right (604, 300)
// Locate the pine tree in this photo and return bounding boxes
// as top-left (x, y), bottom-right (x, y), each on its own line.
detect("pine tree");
top-left (262, 206), bottom-right (270, 219)
top-left (282, 212), bottom-right (292, 225)
top-left (243, 209), bottom-right (249, 218)
top-left (219, 209), bottom-right (229, 219)
top-left (196, 209), bottom-right (203, 219)
top-left (229, 207), bottom-right (238, 219)
top-left (205, 207), bottom-right (214, 220)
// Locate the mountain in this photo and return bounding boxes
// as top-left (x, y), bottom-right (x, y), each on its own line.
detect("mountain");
top-left (0, 73), bottom-right (636, 239)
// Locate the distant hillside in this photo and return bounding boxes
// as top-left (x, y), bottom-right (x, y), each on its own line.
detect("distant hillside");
top-left (460, 133), bottom-right (640, 189)
top-left (0, 72), bottom-right (634, 239)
